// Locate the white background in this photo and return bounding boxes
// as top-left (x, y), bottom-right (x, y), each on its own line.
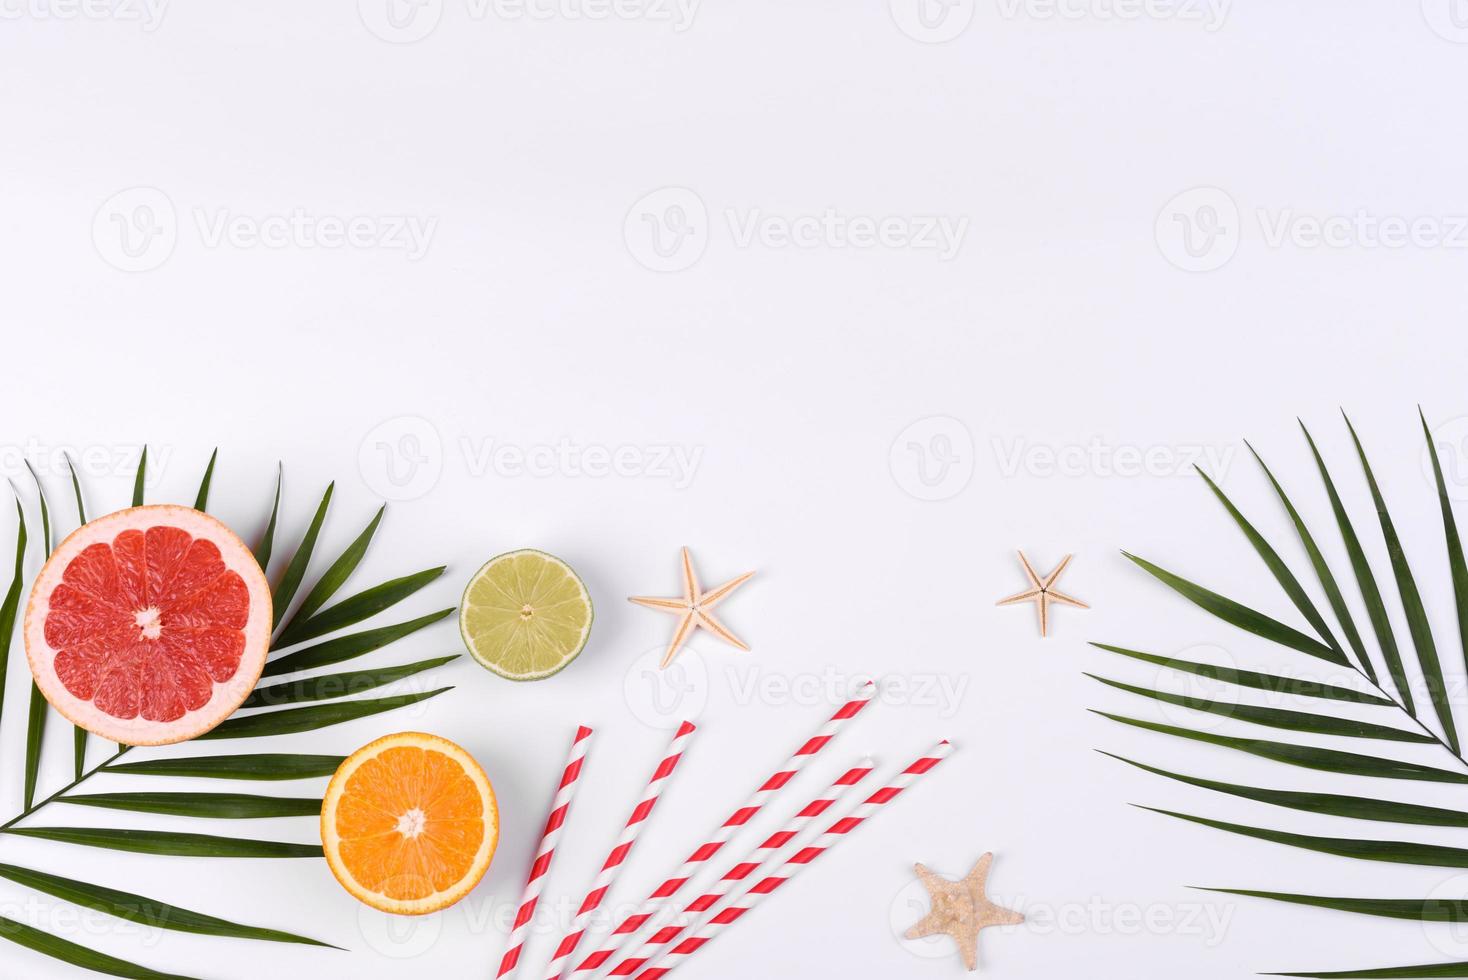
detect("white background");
top-left (5, 1), bottom-right (1468, 977)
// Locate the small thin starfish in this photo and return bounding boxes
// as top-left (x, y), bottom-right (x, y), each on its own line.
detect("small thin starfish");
top-left (996, 551), bottom-right (1088, 637)
top-left (904, 853), bottom-right (1024, 971)
top-left (629, 547), bottom-right (754, 669)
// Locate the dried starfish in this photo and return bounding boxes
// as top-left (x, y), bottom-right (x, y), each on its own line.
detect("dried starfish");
top-left (995, 551), bottom-right (1088, 637)
top-left (904, 853), bottom-right (1024, 971)
top-left (629, 547), bottom-right (754, 669)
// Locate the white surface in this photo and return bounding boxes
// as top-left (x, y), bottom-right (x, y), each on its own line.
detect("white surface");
top-left (4, 3), bottom-right (1468, 978)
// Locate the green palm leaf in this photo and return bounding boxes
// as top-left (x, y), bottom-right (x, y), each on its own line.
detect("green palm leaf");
top-left (0, 452), bottom-right (458, 975)
top-left (0, 863), bottom-right (333, 945)
top-left (1100, 752), bottom-right (1468, 826)
top-left (1120, 552), bottom-right (1346, 665)
top-left (1207, 888), bottom-right (1468, 923)
top-left (1269, 964), bottom-right (1468, 979)
top-left (1249, 441), bottom-right (1378, 682)
top-left (1300, 420), bottom-right (1414, 710)
top-left (102, 754), bottom-right (345, 780)
top-left (273, 566), bottom-right (446, 649)
top-left (193, 448), bottom-right (218, 511)
top-left (22, 463), bottom-right (54, 809)
top-left (1343, 413), bottom-right (1458, 752)
top-left (1091, 643), bottom-right (1391, 705)
top-left (1195, 466), bottom-right (1345, 658)
top-left (0, 498), bottom-right (28, 736)
top-left (241, 654), bottom-right (458, 709)
top-left (1092, 711), bottom-right (1468, 782)
top-left (3, 827), bottom-right (323, 858)
top-left (58, 792), bottom-right (321, 819)
top-left (64, 452), bottom-right (89, 778)
top-left (255, 464), bottom-right (282, 570)
top-left (1422, 407), bottom-right (1468, 685)
top-left (199, 687), bottom-right (450, 740)
top-left (273, 504), bottom-right (385, 645)
top-left (1138, 806), bottom-right (1468, 868)
top-left (271, 483), bottom-right (333, 630)
top-left (1087, 674), bottom-right (1430, 742)
top-left (0, 914), bottom-right (199, 980)
top-left (261, 608), bottom-right (454, 678)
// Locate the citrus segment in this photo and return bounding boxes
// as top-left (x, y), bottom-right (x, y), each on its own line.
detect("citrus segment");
top-left (459, 550), bottom-right (593, 680)
top-left (322, 732), bottom-right (498, 915)
top-left (24, 505), bottom-right (271, 745)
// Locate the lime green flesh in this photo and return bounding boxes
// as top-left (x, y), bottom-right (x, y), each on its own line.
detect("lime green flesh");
top-left (459, 550), bottom-right (593, 680)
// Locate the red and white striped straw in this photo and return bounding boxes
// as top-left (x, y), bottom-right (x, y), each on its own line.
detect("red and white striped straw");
top-left (570, 681), bottom-right (876, 976)
top-left (631, 740), bottom-right (953, 980)
top-left (496, 724), bottom-right (595, 980)
top-left (607, 758), bottom-right (876, 979)
top-left (543, 721), bottom-right (697, 980)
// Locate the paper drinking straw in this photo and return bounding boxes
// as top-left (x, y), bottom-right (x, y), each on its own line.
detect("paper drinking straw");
top-left (631, 740), bottom-right (953, 980)
top-left (543, 721), bottom-right (697, 980)
top-left (570, 681), bottom-right (877, 976)
top-left (496, 724), bottom-right (595, 980)
top-left (607, 758), bottom-right (876, 978)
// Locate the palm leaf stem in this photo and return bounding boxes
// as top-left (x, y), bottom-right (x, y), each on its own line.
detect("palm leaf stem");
top-left (0, 746), bottom-right (129, 832)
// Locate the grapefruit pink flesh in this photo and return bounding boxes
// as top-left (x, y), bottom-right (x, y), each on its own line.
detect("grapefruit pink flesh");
top-left (25, 505), bottom-right (272, 745)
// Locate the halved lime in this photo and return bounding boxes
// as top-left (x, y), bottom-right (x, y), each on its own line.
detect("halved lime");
top-left (459, 550), bottom-right (594, 681)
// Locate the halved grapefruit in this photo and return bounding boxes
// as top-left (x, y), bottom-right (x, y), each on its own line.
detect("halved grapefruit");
top-left (24, 504), bottom-right (272, 746)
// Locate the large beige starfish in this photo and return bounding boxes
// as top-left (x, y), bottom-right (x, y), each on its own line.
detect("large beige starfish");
top-left (904, 853), bottom-right (1024, 971)
top-left (996, 551), bottom-right (1087, 637)
top-left (629, 547), bottom-right (754, 669)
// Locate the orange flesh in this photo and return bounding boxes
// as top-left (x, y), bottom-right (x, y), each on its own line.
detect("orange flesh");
top-left (335, 745), bottom-right (486, 901)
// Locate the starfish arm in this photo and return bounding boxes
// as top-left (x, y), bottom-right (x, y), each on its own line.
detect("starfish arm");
top-left (1036, 593), bottom-right (1049, 637)
top-left (903, 913), bottom-right (945, 941)
top-left (1015, 551), bottom-right (1043, 589)
top-left (695, 609), bottom-right (750, 651)
top-left (699, 570), bottom-right (754, 608)
top-left (1040, 553), bottom-right (1074, 589)
top-left (995, 589), bottom-right (1042, 606)
top-left (975, 902), bottom-right (1025, 928)
top-left (1045, 589), bottom-right (1089, 609)
top-left (965, 853), bottom-right (994, 892)
top-left (957, 928), bottom-right (979, 972)
top-left (680, 546), bottom-right (700, 603)
top-left (629, 595), bottom-right (692, 612)
top-left (659, 610), bottom-right (698, 669)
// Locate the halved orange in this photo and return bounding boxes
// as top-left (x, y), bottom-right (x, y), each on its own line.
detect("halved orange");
top-left (322, 732), bottom-right (499, 915)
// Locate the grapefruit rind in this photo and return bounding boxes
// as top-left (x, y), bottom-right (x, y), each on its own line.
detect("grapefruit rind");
top-left (321, 731), bottom-right (499, 916)
top-left (22, 504), bottom-right (272, 746)
top-left (458, 549), bottom-right (594, 682)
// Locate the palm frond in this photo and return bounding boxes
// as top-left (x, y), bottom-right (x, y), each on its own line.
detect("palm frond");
top-left (1094, 410), bottom-right (1468, 977)
top-left (0, 446), bottom-right (458, 974)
